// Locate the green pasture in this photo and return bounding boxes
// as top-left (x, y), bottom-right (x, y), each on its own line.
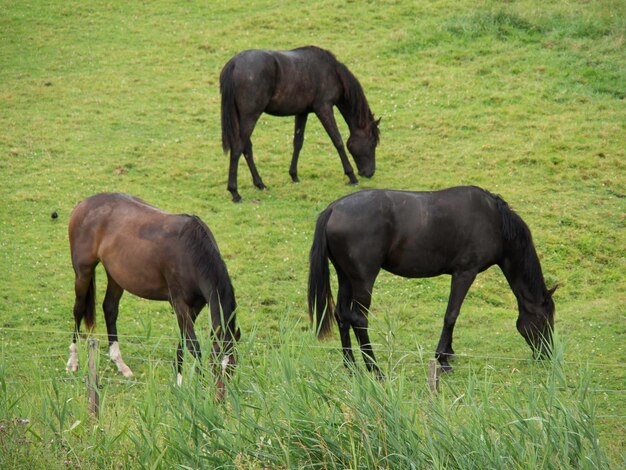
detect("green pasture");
top-left (1, 0), bottom-right (624, 467)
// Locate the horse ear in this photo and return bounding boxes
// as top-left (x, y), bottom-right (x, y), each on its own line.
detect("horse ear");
top-left (547, 284), bottom-right (558, 298)
top-left (235, 327), bottom-right (241, 342)
top-left (375, 116), bottom-right (382, 127)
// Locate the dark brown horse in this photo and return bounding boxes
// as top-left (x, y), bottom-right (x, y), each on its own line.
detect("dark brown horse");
top-left (220, 46), bottom-right (380, 202)
top-left (67, 193), bottom-right (239, 397)
top-left (308, 186), bottom-right (557, 375)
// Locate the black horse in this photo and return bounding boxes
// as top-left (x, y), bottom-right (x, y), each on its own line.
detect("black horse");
top-left (220, 46), bottom-right (380, 202)
top-left (308, 186), bottom-right (557, 375)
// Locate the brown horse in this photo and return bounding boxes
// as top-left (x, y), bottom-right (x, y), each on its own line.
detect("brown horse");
top-left (66, 193), bottom-right (239, 396)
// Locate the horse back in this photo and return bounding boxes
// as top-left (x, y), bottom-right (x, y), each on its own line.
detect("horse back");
top-left (227, 47), bottom-right (342, 116)
top-left (69, 193), bottom-right (192, 300)
top-left (327, 187), bottom-right (505, 279)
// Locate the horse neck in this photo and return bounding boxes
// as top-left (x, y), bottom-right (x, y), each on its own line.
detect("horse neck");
top-left (203, 273), bottom-right (237, 333)
top-left (336, 100), bottom-right (364, 133)
top-left (501, 241), bottom-right (548, 306)
top-left (334, 63), bottom-right (371, 133)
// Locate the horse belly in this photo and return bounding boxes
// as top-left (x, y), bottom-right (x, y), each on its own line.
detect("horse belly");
top-left (383, 252), bottom-right (450, 278)
top-left (99, 244), bottom-right (170, 301)
top-left (265, 92), bottom-right (312, 116)
top-left (384, 238), bottom-right (500, 279)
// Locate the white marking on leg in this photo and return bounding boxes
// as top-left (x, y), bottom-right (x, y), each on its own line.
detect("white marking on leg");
top-left (177, 373), bottom-right (183, 386)
top-left (109, 341), bottom-right (133, 377)
top-left (66, 342), bottom-right (78, 373)
top-left (221, 355), bottom-right (231, 374)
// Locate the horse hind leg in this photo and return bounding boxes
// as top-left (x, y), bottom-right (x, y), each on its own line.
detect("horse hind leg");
top-left (227, 145), bottom-right (244, 202)
top-left (289, 113), bottom-right (308, 183)
top-left (240, 112), bottom-right (265, 191)
top-left (435, 271), bottom-right (476, 372)
top-left (103, 273), bottom-right (132, 377)
top-left (335, 275), bottom-right (357, 370)
top-left (227, 113), bottom-right (264, 202)
top-left (243, 138), bottom-right (266, 190)
top-left (349, 280), bottom-right (384, 379)
top-left (67, 263), bottom-right (96, 373)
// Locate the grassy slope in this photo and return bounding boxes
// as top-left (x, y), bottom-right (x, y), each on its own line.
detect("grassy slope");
top-left (0, 0), bottom-right (624, 466)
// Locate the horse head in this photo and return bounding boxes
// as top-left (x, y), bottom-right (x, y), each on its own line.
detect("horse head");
top-left (516, 284), bottom-right (557, 359)
top-left (347, 117), bottom-right (380, 178)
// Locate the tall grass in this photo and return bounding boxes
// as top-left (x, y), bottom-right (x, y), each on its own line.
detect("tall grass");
top-left (0, 325), bottom-right (614, 468)
top-left (127, 332), bottom-right (609, 468)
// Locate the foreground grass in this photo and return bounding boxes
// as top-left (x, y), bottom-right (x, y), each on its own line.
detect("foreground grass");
top-left (1, 0), bottom-right (625, 467)
top-left (0, 329), bottom-right (613, 468)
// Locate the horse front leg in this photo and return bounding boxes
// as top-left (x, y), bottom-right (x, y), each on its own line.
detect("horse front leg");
top-left (435, 271), bottom-right (476, 372)
top-left (315, 107), bottom-right (358, 185)
top-left (173, 301), bottom-right (203, 384)
top-left (289, 113), bottom-right (308, 182)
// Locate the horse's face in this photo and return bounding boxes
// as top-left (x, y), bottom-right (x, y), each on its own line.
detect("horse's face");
top-left (516, 286), bottom-right (556, 358)
top-left (347, 118), bottom-right (380, 178)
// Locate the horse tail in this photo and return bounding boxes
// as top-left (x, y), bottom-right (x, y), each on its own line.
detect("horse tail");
top-left (308, 208), bottom-right (335, 338)
top-left (72, 274), bottom-right (96, 331)
top-left (84, 276), bottom-right (96, 330)
top-left (220, 59), bottom-right (239, 154)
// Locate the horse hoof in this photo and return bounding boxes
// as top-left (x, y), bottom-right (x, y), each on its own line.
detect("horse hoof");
top-left (231, 195), bottom-right (242, 203)
top-left (440, 364), bottom-right (453, 373)
top-left (256, 183), bottom-right (267, 190)
top-left (291, 176), bottom-right (300, 183)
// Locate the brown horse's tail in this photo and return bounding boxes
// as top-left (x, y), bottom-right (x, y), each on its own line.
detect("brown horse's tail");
top-left (220, 59), bottom-right (239, 154)
top-left (73, 274), bottom-right (96, 332)
top-left (307, 208), bottom-right (335, 338)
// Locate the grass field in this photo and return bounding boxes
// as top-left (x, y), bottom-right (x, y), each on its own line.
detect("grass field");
top-left (1, 0), bottom-right (625, 467)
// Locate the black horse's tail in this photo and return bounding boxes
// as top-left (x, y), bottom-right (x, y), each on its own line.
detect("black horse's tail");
top-left (74, 274), bottom-right (96, 331)
top-left (308, 208), bottom-right (335, 338)
top-left (220, 59), bottom-right (239, 154)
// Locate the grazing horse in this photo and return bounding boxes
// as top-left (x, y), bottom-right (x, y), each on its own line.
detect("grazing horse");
top-left (220, 46), bottom-right (380, 202)
top-left (308, 186), bottom-right (557, 375)
top-left (66, 193), bottom-right (240, 397)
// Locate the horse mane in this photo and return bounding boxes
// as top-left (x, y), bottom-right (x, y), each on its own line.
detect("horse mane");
top-left (179, 216), bottom-right (237, 315)
top-left (490, 191), bottom-right (547, 296)
top-left (332, 53), bottom-right (380, 143)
